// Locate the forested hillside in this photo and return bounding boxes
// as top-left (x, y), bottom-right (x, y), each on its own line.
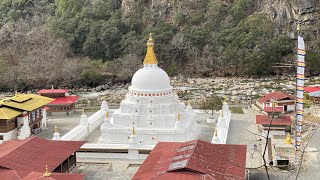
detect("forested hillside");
top-left (0, 0), bottom-right (319, 91)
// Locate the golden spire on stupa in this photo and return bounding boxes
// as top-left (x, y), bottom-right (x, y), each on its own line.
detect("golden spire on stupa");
top-left (43, 165), bottom-right (52, 177)
top-left (106, 111), bottom-right (109, 118)
top-left (221, 110), bottom-right (224, 118)
top-left (143, 33), bottom-right (158, 65)
top-left (187, 99), bottom-right (191, 106)
top-left (54, 126), bottom-right (58, 133)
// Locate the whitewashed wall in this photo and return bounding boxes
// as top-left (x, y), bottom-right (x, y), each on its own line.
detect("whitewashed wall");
top-left (61, 101), bottom-right (108, 141)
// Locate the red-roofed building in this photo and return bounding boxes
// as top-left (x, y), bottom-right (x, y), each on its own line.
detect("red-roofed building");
top-left (0, 137), bottom-right (85, 178)
top-left (305, 86), bottom-right (320, 104)
top-left (37, 89), bottom-right (79, 116)
top-left (256, 114), bottom-right (291, 136)
top-left (257, 92), bottom-right (295, 112)
top-left (133, 140), bottom-right (247, 180)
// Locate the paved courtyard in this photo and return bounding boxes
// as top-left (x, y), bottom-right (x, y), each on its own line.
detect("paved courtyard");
top-left (35, 107), bottom-right (320, 180)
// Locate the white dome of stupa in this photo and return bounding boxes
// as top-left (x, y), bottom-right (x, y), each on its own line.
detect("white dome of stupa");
top-left (131, 67), bottom-right (171, 91)
top-left (128, 33), bottom-right (173, 93)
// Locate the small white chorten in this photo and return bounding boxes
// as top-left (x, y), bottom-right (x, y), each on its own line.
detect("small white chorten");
top-left (79, 109), bottom-right (88, 126)
top-left (211, 128), bottom-right (220, 144)
top-left (52, 126), bottom-right (61, 140)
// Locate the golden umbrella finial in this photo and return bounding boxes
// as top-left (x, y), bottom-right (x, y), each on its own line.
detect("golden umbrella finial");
top-left (43, 165), bottom-right (52, 177)
top-left (132, 126), bottom-right (135, 135)
top-left (106, 111), bottom-right (109, 118)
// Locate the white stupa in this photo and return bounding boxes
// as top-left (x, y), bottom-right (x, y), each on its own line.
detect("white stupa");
top-left (99, 34), bottom-right (196, 145)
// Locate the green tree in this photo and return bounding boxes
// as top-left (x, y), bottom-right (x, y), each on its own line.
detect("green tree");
top-left (201, 95), bottom-right (223, 112)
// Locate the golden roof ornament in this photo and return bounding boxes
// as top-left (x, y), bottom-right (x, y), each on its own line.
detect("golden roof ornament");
top-left (106, 111), bottom-right (109, 118)
top-left (297, 23), bottom-right (301, 32)
top-left (285, 133), bottom-right (292, 144)
top-left (143, 33), bottom-right (158, 65)
top-left (43, 165), bottom-right (52, 177)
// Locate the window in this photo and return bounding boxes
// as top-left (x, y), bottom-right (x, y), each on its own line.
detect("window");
top-left (0, 135), bottom-right (3, 140)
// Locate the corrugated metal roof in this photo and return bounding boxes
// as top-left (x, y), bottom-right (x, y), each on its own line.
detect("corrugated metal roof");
top-left (23, 171), bottom-right (84, 180)
top-left (133, 140), bottom-right (247, 180)
top-left (258, 92), bottom-right (295, 104)
top-left (10, 96), bottom-right (31, 103)
top-left (0, 137), bottom-right (85, 178)
top-left (256, 115), bottom-right (292, 125)
top-left (0, 94), bottom-right (54, 111)
top-left (37, 89), bottom-right (69, 94)
top-left (49, 96), bottom-right (79, 105)
top-left (264, 107), bottom-right (283, 113)
top-left (0, 107), bottom-right (21, 120)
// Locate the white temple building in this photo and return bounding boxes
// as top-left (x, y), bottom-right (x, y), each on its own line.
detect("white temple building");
top-left (99, 34), bottom-right (196, 145)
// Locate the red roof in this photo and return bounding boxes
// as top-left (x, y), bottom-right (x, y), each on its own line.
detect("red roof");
top-left (0, 137), bottom-right (85, 178)
top-left (0, 167), bottom-right (20, 180)
top-left (304, 86), bottom-right (320, 93)
top-left (133, 140), bottom-right (247, 180)
top-left (264, 107), bottom-right (283, 113)
top-left (0, 168), bottom-right (84, 180)
top-left (258, 92), bottom-right (295, 104)
top-left (23, 171), bottom-right (84, 180)
top-left (49, 96), bottom-right (79, 105)
top-left (37, 89), bottom-right (69, 94)
top-left (256, 115), bottom-right (292, 125)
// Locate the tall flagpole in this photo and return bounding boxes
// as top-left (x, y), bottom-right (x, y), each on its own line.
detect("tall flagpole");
top-left (295, 24), bottom-right (305, 148)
